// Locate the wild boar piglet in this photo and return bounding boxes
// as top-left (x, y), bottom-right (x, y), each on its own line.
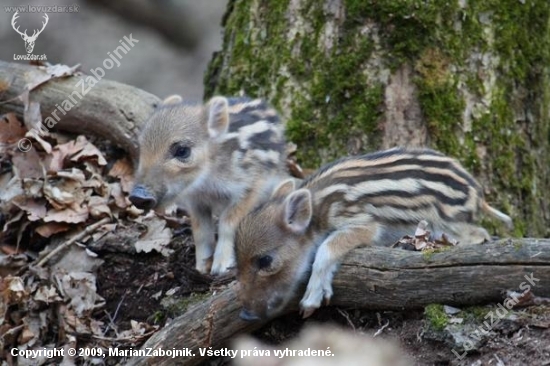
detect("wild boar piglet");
top-left (235, 147), bottom-right (513, 320)
top-left (130, 95), bottom-right (287, 275)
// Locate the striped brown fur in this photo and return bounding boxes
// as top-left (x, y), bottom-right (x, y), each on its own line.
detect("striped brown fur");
top-left (235, 147), bottom-right (512, 321)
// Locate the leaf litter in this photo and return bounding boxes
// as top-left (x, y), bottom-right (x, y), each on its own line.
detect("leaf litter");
top-left (0, 111), bottom-right (180, 364)
top-left (392, 219), bottom-right (458, 251)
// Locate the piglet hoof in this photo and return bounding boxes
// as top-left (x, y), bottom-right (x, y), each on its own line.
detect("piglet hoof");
top-left (195, 257), bottom-right (213, 274)
top-left (323, 286), bottom-right (333, 305)
top-left (300, 306), bottom-right (317, 319)
top-left (210, 259), bottom-right (236, 276)
top-left (299, 296), bottom-right (321, 318)
top-left (210, 250), bottom-right (236, 276)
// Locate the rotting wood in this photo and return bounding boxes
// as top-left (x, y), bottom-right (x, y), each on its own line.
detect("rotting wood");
top-left (127, 239), bottom-right (550, 366)
top-left (0, 60), bottom-right (160, 162)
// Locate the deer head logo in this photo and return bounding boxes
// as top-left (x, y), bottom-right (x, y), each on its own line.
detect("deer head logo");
top-left (11, 12), bottom-right (49, 54)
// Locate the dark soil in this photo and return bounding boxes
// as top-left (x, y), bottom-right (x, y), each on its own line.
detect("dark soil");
top-left (94, 234), bottom-right (550, 366)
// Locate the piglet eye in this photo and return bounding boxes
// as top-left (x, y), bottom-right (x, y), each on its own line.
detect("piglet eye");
top-left (257, 255), bottom-right (273, 269)
top-left (171, 144), bottom-right (191, 160)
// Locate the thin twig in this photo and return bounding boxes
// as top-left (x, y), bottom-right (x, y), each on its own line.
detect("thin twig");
top-left (337, 308), bottom-right (356, 330)
top-left (373, 320), bottom-right (390, 338)
top-left (103, 293), bottom-right (127, 336)
top-left (36, 217), bottom-right (111, 267)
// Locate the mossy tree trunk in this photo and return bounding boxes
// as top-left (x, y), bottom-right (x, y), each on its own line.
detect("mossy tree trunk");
top-left (204, 0), bottom-right (550, 238)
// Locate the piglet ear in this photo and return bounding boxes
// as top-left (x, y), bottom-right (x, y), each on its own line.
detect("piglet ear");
top-left (282, 189), bottom-right (312, 234)
top-left (206, 96), bottom-right (229, 138)
top-left (271, 179), bottom-right (296, 200)
top-left (161, 94), bottom-right (183, 105)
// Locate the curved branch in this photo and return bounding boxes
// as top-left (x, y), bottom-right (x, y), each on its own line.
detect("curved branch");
top-left (0, 60), bottom-right (160, 161)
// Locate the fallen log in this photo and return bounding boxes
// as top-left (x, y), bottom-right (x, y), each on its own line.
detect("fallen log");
top-left (0, 60), bottom-right (160, 161)
top-left (127, 239), bottom-right (550, 366)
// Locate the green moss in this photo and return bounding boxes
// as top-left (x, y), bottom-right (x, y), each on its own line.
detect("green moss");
top-left (161, 292), bottom-right (212, 317)
top-left (286, 32), bottom-right (384, 166)
top-left (148, 311), bottom-right (165, 325)
top-left (421, 245), bottom-right (453, 261)
top-left (424, 304), bottom-right (449, 331)
top-left (512, 240), bottom-right (524, 251)
top-left (422, 249), bottom-right (436, 261)
top-left (462, 306), bottom-right (490, 321)
top-left (205, 0), bottom-right (550, 237)
top-left (415, 48), bottom-right (466, 158)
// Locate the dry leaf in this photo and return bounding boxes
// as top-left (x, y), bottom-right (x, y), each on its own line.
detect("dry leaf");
top-left (60, 306), bottom-right (93, 334)
top-left (117, 321), bottom-right (158, 341)
top-left (19, 326), bottom-right (37, 344)
top-left (21, 179), bottom-right (44, 199)
top-left (0, 254), bottom-right (27, 278)
top-left (46, 149), bottom-right (66, 172)
top-left (0, 113), bottom-right (26, 144)
top-left (56, 168), bottom-right (87, 183)
top-left (393, 220), bottom-right (458, 251)
top-left (1, 276), bottom-right (28, 305)
top-left (34, 285), bottom-right (62, 303)
top-left (70, 136), bottom-right (107, 166)
top-left (53, 137), bottom-right (88, 164)
top-left (24, 63), bottom-right (80, 94)
top-left (49, 245), bottom-right (104, 275)
top-left (23, 100), bottom-right (51, 154)
top-left (11, 148), bottom-right (44, 179)
top-left (54, 272), bottom-right (104, 317)
top-left (35, 222), bottom-right (71, 238)
top-left (108, 157), bottom-right (134, 192)
top-left (109, 182), bottom-right (129, 209)
top-left (42, 63), bottom-right (80, 79)
top-left (134, 216), bottom-right (173, 256)
top-left (88, 195), bottom-right (111, 218)
top-left (44, 206), bottom-right (89, 224)
top-left (26, 131), bottom-right (53, 154)
top-left (0, 176), bottom-right (25, 208)
top-left (12, 198), bottom-right (47, 221)
top-left (43, 178), bottom-right (89, 209)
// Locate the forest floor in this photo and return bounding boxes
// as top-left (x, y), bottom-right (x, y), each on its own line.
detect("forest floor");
top-left (98, 241), bottom-right (550, 366)
top-left (1, 115), bottom-right (549, 366)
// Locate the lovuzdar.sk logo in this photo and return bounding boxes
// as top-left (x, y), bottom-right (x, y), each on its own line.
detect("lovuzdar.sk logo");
top-left (11, 11), bottom-right (48, 61)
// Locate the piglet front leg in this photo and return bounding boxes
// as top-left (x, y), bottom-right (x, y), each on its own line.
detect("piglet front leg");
top-left (300, 224), bottom-right (378, 318)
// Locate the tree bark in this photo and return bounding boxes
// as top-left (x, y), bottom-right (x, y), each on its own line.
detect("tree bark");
top-left (204, 0), bottom-right (550, 238)
top-left (0, 60), bottom-right (160, 162)
top-left (127, 239), bottom-right (550, 366)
